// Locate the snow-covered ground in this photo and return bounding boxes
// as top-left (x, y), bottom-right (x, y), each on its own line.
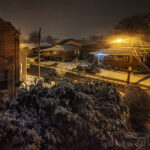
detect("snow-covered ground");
top-left (36, 60), bottom-right (150, 87)
top-left (40, 60), bottom-right (91, 70)
top-left (26, 75), bottom-right (45, 86)
top-left (26, 75), bottom-right (37, 86)
top-left (97, 69), bottom-right (150, 87)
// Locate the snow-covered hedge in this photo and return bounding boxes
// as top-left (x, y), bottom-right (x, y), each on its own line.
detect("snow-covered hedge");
top-left (72, 64), bottom-right (101, 74)
top-left (0, 79), bottom-right (143, 150)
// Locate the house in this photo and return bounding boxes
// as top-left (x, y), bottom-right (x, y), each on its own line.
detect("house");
top-left (59, 39), bottom-right (87, 58)
top-left (20, 42), bottom-right (52, 57)
top-left (58, 39), bottom-right (82, 47)
top-left (0, 18), bottom-right (26, 98)
top-left (89, 48), bottom-right (150, 70)
top-left (59, 39), bottom-right (100, 58)
top-left (41, 44), bottom-right (80, 61)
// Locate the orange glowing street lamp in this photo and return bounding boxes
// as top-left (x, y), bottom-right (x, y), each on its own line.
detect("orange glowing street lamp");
top-left (111, 37), bottom-right (133, 84)
top-left (116, 39), bottom-right (128, 43)
top-left (116, 39), bottom-right (123, 43)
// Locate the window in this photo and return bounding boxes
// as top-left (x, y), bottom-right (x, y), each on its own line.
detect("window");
top-left (126, 56), bottom-right (129, 62)
top-left (0, 71), bottom-right (8, 90)
top-left (109, 55), bottom-right (113, 61)
top-left (116, 55), bottom-right (127, 61)
top-left (118, 56), bottom-right (124, 59)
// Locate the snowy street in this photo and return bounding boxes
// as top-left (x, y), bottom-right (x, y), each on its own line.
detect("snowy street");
top-left (39, 60), bottom-right (150, 88)
top-left (97, 69), bottom-right (150, 87)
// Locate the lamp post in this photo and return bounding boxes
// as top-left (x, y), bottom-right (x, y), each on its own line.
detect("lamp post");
top-left (114, 37), bottom-right (133, 84)
top-left (127, 66), bottom-right (132, 84)
top-left (127, 34), bottom-right (134, 84)
top-left (38, 28), bottom-right (41, 78)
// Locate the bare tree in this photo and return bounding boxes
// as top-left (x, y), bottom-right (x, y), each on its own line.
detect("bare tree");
top-left (115, 12), bottom-right (150, 36)
top-left (42, 35), bottom-right (56, 45)
top-left (28, 31), bottom-right (39, 44)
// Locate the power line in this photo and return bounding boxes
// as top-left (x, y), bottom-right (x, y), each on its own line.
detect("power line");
top-left (128, 35), bottom-right (150, 72)
top-left (131, 47), bottom-right (150, 72)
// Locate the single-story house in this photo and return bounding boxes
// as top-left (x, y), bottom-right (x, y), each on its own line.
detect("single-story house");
top-left (41, 44), bottom-right (80, 61)
top-left (20, 42), bottom-right (52, 57)
top-left (89, 48), bottom-right (150, 70)
top-left (58, 39), bottom-right (83, 47)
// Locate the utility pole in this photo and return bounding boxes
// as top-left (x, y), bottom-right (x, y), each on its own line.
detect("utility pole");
top-left (127, 31), bottom-right (133, 84)
top-left (38, 28), bottom-right (41, 78)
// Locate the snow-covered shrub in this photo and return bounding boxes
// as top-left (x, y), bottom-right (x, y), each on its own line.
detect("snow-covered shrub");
top-left (72, 65), bottom-right (101, 74)
top-left (0, 95), bottom-right (11, 111)
top-left (124, 85), bottom-right (150, 132)
top-left (72, 64), bottom-right (86, 73)
top-left (0, 79), bottom-right (143, 150)
top-left (44, 68), bottom-right (59, 83)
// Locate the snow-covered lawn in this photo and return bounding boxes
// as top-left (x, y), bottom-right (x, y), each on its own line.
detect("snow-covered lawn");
top-left (36, 60), bottom-right (150, 87)
top-left (40, 60), bottom-right (91, 70)
top-left (26, 75), bottom-right (37, 85)
top-left (26, 75), bottom-right (44, 86)
top-left (96, 69), bottom-right (150, 87)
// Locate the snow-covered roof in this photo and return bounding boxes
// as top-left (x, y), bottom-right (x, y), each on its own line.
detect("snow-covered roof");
top-left (58, 39), bottom-right (82, 46)
top-left (41, 44), bottom-right (79, 52)
top-left (90, 48), bottom-right (143, 56)
top-left (21, 42), bottom-right (52, 49)
top-left (0, 18), bottom-right (20, 34)
top-left (40, 42), bottom-right (52, 47)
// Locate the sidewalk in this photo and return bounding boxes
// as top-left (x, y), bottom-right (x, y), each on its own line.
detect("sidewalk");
top-left (96, 69), bottom-right (150, 87)
top-left (37, 60), bottom-right (150, 88)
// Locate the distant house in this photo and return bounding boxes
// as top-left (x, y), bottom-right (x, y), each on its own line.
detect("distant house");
top-left (59, 39), bottom-right (86, 58)
top-left (42, 39), bottom-right (99, 60)
top-left (90, 48), bottom-right (150, 70)
top-left (21, 42), bottom-right (52, 57)
top-left (0, 18), bottom-right (26, 98)
top-left (59, 39), bottom-right (83, 47)
top-left (59, 39), bottom-right (97, 58)
top-left (41, 44), bottom-right (80, 61)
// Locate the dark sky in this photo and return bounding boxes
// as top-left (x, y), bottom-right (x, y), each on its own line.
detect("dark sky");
top-left (0, 0), bottom-right (150, 39)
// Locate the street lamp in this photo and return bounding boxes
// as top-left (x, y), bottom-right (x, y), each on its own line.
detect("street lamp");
top-left (116, 39), bottom-right (123, 43)
top-left (116, 39), bottom-right (128, 43)
top-left (111, 37), bottom-right (133, 84)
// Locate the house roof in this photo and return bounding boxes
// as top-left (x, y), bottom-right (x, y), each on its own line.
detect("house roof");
top-left (89, 48), bottom-right (144, 56)
top-left (58, 39), bottom-right (82, 47)
top-left (21, 42), bottom-right (52, 49)
top-left (0, 18), bottom-right (20, 34)
top-left (41, 44), bottom-right (79, 52)
top-left (58, 39), bottom-right (75, 44)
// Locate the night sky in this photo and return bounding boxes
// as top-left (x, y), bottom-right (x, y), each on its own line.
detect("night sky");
top-left (0, 0), bottom-right (150, 39)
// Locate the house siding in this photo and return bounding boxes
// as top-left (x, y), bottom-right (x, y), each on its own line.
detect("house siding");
top-left (0, 18), bottom-right (20, 98)
top-left (94, 55), bottom-right (141, 69)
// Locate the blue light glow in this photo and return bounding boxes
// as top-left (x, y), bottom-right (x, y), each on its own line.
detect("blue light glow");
top-left (96, 53), bottom-right (108, 56)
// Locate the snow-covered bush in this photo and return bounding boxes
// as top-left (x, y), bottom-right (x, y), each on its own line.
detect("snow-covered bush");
top-left (0, 95), bottom-right (10, 110)
top-left (124, 85), bottom-right (150, 132)
top-left (0, 79), bottom-right (143, 150)
top-left (44, 68), bottom-right (59, 83)
top-left (72, 65), bottom-right (101, 74)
